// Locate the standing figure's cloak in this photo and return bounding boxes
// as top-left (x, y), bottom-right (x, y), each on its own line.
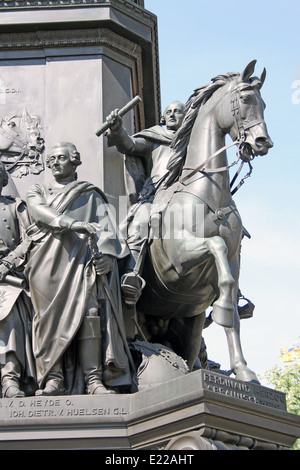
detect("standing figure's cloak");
top-left (25, 181), bottom-right (131, 393)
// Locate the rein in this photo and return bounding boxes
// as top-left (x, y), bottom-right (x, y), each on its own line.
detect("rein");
top-left (179, 86), bottom-right (262, 195)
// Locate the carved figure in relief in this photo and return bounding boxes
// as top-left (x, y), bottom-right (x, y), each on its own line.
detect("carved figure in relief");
top-left (105, 101), bottom-right (185, 305)
top-left (0, 162), bottom-right (36, 398)
top-left (25, 142), bottom-right (131, 396)
top-left (0, 108), bottom-right (44, 180)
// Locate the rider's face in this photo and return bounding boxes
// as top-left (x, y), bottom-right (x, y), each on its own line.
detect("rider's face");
top-left (48, 147), bottom-right (75, 182)
top-left (163, 102), bottom-right (185, 131)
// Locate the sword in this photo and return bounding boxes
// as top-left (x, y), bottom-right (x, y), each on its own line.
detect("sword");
top-left (95, 95), bottom-right (142, 137)
top-left (88, 235), bottom-right (136, 374)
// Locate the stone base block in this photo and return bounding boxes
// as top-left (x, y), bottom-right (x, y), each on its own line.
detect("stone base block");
top-left (0, 370), bottom-right (299, 450)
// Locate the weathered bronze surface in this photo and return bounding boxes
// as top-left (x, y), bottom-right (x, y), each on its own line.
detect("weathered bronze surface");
top-left (106, 61), bottom-right (273, 384)
top-left (24, 142), bottom-right (131, 396)
top-left (0, 162), bottom-right (36, 398)
top-left (105, 100), bottom-right (186, 304)
top-left (0, 62), bottom-right (274, 398)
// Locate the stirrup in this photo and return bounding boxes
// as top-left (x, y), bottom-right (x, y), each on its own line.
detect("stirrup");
top-left (238, 296), bottom-right (255, 320)
top-left (121, 272), bottom-right (146, 305)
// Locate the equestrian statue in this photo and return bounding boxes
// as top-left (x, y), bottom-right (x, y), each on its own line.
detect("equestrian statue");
top-left (104, 60), bottom-right (273, 384)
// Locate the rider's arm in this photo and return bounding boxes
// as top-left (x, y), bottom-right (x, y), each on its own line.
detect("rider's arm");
top-left (107, 127), bottom-right (150, 158)
top-left (105, 110), bottom-right (150, 158)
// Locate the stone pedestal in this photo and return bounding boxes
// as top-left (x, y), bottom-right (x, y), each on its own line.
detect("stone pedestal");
top-left (0, 0), bottom-right (160, 215)
top-left (0, 370), bottom-right (299, 450)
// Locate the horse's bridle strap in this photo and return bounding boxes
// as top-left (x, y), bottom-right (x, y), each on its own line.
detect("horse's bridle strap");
top-left (180, 87), bottom-right (261, 185)
top-left (242, 119), bottom-right (264, 131)
top-left (180, 140), bottom-right (238, 183)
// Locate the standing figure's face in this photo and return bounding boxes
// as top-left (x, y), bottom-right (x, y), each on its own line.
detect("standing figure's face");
top-left (48, 146), bottom-right (75, 182)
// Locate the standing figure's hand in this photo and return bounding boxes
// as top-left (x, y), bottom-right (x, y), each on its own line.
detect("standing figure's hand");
top-left (93, 254), bottom-right (114, 275)
top-left (70, 221), bottom-right (101, 235)
top-left (0, 264), bottom-right (10, 282)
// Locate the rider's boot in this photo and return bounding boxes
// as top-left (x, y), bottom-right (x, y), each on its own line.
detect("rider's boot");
top-left (121, 249), bottom-right (146, 305)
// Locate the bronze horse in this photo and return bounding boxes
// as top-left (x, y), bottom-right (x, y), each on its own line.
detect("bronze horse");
top-left (137, 61), bottom-right (273, 382)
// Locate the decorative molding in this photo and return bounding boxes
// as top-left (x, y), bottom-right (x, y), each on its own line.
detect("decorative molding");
top-left (0, 0), bottom-right (144, 10)
top-left (0, 27), bottom-right (146, 130)
top-left (0, 27), bottom-right (139, 53)
top-left (165, 430), bottom-right (287, 451)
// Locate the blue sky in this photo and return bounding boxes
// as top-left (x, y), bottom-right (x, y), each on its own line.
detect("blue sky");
top-left (146, 0), bottom-right (300, 378)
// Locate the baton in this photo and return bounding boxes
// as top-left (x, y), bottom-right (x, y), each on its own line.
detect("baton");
top-left (95, 95), bottom-right (142, 137)
top-left (0, 274), bottom-right (25, 289)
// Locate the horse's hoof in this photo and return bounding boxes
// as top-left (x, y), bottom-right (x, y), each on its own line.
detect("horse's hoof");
top-left (234, 367), bottom-right (260, 384)
top-left (211, 303), bottom-right (234, 328)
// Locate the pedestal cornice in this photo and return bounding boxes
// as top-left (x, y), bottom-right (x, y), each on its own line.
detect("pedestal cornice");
top-left (0, 0), bottom-right (161, 128)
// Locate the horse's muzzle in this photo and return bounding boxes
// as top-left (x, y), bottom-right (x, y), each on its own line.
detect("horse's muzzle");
top-left (253, 136), bottom-right (274, 156)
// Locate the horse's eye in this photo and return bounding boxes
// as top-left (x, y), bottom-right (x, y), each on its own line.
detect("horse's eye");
top-left (240, 94), bottom-right (252, 104)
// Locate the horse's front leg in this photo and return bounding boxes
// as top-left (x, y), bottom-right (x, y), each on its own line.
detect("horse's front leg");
top-left (165, 198), bottom-right (237, 327)
top-left (224, 257), bottom-right (259, 383)
top-left (205, 236), bottom-right (236, 328)
top-left (165, 232), bottom-right (236, 323)
top-left (224, 313), bottom-right (259, 383)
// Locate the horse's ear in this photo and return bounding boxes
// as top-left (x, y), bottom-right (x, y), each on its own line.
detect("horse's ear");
top-left (259, 68), bottom-right (266, 88)
top-left (241, 60), bottom-right (257, 82)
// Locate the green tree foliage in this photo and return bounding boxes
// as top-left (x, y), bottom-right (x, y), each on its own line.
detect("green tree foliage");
top-left (263, 362), bottom-right (300, 450)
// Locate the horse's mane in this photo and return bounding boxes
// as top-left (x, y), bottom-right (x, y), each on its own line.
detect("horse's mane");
top-left (166, 72), bottom-right (240, 177)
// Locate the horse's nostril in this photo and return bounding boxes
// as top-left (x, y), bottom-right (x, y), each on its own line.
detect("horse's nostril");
top-left (255, 137), bottom-right (266, 146)
top-left (255, 137), bottom-right (273, 148)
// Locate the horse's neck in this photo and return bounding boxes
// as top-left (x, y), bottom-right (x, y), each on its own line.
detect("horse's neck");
top-left (184, 113), bottom-right (232, 208)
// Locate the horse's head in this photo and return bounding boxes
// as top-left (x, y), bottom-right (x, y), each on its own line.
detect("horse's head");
top-left (226, 60), bottom-right (273, 160)
top-left (169, 61), bottom-right (273, 175)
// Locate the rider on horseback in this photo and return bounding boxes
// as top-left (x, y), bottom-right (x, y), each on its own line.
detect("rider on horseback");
top-left (105, 101), bottom-right (185, 304)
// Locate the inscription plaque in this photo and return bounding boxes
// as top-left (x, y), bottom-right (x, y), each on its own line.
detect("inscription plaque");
top-left (202, 371), bottom-right (286, 411)
top-left (0, 394), bottom-right (130, 424)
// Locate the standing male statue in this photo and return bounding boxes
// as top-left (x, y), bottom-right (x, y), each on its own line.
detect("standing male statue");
top-left (25, 142), bottom-right (131, 396)
top-left (105, 101), bottom-right (185, 304)
top-left (0, 162), bottom-right (36, 398)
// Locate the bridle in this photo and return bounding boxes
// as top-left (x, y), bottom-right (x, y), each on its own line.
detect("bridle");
top-left (180, 85), bottom-right (264, 195)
